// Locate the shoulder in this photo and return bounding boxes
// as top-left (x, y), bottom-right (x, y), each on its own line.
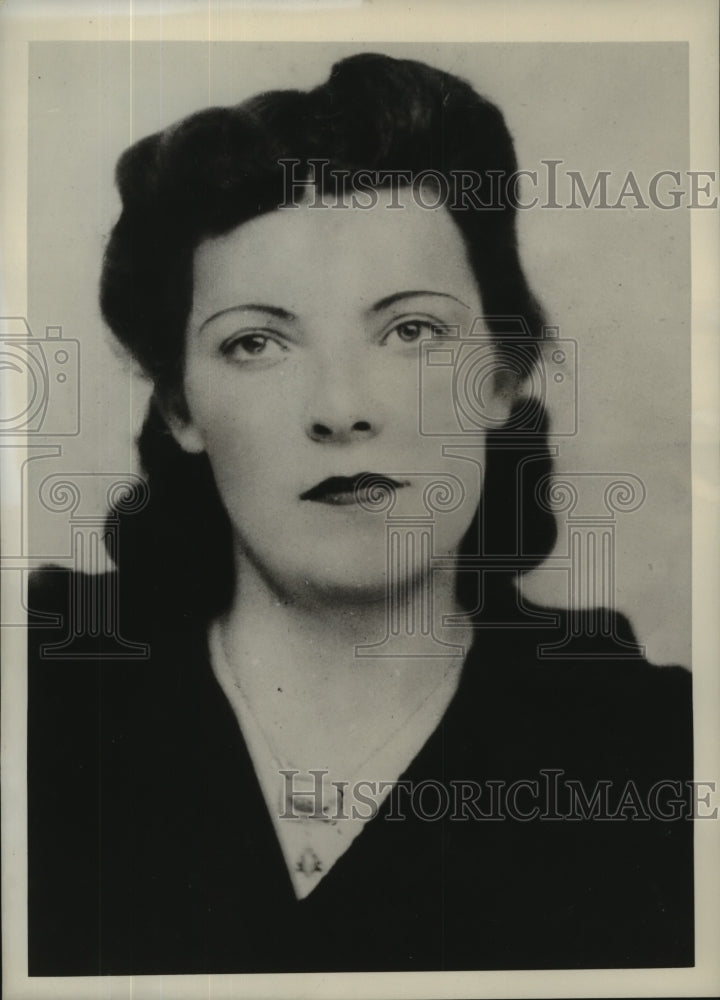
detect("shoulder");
top-left (462, 603), bottom-right (692, 777)
top-left (27, 563), bottom-right (199, 653)
top-left (28, 563), bottom-right (75, 616)
top-left (27, 566), bottom-right (186, 771)
top-left (28, 564), bottom-right (123, 626)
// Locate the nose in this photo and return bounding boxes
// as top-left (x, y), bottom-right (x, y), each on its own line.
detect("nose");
top-left (305, 366), bottom-right (382, 444)
top-left (307, 417), bottom-right (377, 443)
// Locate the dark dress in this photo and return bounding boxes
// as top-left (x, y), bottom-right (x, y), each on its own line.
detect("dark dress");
top-left (27, 567), bottom-right (693, 975)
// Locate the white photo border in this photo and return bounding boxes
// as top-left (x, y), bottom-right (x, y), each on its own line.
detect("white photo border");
top-left (1, 2), bottom-right (718, 999)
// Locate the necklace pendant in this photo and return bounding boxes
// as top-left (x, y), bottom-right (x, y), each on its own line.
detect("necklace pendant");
top-left (294, 793), bottom-right (321, 818)
top-left (296, 847), bottom-right (323, 877)
top-left (282, 780), bottom-right (343, 824)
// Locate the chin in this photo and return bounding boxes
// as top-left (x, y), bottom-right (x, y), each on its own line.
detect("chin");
top-left (287, 548), bottom-right (392, 607)
top-left (238, 528), bottom-right (461, 609)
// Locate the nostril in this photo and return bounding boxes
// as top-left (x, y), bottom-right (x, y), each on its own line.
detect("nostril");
top-left (308, 420), bottom-right (374, 441)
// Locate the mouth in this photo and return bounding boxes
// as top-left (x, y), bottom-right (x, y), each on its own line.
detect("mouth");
top-left (300, 473), bottom-right (409, 507)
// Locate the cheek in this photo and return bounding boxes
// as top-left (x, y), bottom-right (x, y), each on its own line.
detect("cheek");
top-left (185, 365), bottom-right (300, 451)
top-left (201, 416), bottom-right (296, 505)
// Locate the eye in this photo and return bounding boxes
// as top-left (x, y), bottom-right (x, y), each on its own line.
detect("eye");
top-left (386, 319), bottom-right (448, 345)
top-left (221, 332), bottom-right (287, 364)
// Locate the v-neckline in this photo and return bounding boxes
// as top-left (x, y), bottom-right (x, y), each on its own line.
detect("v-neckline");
top-left (192, 621), bottom-right (486, 905)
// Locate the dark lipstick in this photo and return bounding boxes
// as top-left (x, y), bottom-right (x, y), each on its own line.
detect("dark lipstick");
top-left (300, 473), bottom-right (408, 506)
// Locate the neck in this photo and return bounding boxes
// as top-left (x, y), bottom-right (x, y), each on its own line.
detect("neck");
top-left (221, 554), bottom-right (469, 673)
top-left (216, 553), bottom-right (471, 758)
top-left (216, 557), bottom-right (471, 773)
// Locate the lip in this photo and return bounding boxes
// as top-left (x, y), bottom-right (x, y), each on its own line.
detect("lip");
top-left (300, 473), bottom-right (409, 506)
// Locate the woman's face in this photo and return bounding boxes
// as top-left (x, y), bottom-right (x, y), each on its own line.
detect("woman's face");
top-left (174, 189), bottom-right (510, 603)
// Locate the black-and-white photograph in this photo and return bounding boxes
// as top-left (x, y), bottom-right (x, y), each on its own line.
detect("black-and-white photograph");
top-left (1, 2), bottom-right (718, 998)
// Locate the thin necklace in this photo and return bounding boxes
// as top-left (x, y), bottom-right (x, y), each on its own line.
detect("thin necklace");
top-left (210, 623), bottom-right (464, 879)
top-left (214, 625), bottom-right (463, 788)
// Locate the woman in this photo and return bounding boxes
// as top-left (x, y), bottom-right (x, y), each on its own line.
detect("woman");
top-left (28, 52), bottom-right (693, 974)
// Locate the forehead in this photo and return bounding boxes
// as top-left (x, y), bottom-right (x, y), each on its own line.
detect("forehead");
top-left (190, 189), bottom-right (480, 313)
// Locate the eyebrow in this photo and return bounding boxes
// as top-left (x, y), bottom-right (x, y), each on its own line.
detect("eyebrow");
top-left (197, 303), bottom-right (296, 335)
top-left (370, 291), bottom-right (471, 312)
top-left (196, 290), bottom-right (470, 334)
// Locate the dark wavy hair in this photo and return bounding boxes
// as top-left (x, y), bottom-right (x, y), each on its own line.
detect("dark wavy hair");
top-left (100, 52), bottom-right (555, 624)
